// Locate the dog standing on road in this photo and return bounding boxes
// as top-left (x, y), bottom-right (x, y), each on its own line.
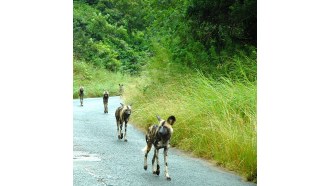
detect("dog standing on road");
top-left (115, 103), bottom-right (132, 142)
top-left (79, 86), bottom-right (84, 106)
top-left (103, 91), bottom-right (109, 113)
top-left (143, 115), bottom-right (176, 180)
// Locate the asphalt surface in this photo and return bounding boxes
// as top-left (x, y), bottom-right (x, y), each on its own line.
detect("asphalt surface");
top-left (73, 97), bottom-right (256, 186)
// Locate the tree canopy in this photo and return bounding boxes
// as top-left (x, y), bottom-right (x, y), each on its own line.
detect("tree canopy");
top-left (73, 0), bottom-right (256, 79)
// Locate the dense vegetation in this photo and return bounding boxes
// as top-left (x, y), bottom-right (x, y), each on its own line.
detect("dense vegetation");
top-left (73, 0), bottom-right (257, 182)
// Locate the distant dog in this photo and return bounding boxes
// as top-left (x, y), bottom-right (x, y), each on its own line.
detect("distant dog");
top-left (103, 91), bottom-right (109, 113)
top-left (119, 84), bottom-right (124, 97)
top-left (115, 103), bottom-right (132, 142)
top-left (78, 86), bottom-right (84, 106)
top-left (143, 115), bottom-right (176, 180)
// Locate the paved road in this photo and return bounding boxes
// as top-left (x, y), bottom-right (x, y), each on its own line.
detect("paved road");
top-left (73, 97), bottom-right (256, 186)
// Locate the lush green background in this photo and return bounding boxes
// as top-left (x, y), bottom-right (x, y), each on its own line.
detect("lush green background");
top-left (73, 0), bottom-right (257, 182)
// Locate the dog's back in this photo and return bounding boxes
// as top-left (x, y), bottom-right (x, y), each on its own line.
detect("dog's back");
top-left (115, 106), bottom-right (122, 121)
top-left (79, 86), bottom-right (84, 96)
top-left (146, 125), bottom-right (158, 144)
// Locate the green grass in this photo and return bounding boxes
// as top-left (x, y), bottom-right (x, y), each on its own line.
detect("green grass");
top-left (73, 46), bottom-right (257, 182)
top-left (73, 59), bottom-right (136, 98)
top-left (123, 46), bottom-right (257, 182)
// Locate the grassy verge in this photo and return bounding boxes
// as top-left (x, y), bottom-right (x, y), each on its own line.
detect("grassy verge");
top-left (123, 46), bottom-right (257, 182)
top-left (73, 48), bottom-right (257, 181)
top-left (73, 59), bottom-right (136, 98)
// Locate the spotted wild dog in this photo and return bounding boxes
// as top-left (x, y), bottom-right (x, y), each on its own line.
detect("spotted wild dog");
top-left (119, 84), bottom-right (124, 97)
top-left (115, 103), bottom-right (132, 142)
top-left (143, 115), bottom-right (176, 181)
top-left (78, 86), bottom-right (84, 106)
top-left (103, 90), bottom-right (109, 113)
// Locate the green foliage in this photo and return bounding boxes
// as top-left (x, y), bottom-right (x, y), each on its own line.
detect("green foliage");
top-left (187, 0), bottom-right (257, 47)
top-left (74, 0), bottom-right (256, 76)
top-left (73, 1), bottom-right (148, 74)
top-left (124, 53), bottom-right (257, 181)
top-left (138, 0), bottom-right (257, 81)
top-left (73, 0), bottom-right (257, 181)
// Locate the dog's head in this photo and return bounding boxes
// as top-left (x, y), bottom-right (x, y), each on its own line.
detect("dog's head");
top-left (121, 103), bottom-right (132, 116)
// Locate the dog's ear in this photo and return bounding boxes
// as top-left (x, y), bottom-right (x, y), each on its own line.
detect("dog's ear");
top-left (167, 115), bottom-right (176, 125)
top-left (120, 103), bottom-right (124, 107)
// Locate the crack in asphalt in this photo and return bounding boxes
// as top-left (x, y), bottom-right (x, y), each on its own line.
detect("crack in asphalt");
top-left (84, 167), bottom-right (111, 186)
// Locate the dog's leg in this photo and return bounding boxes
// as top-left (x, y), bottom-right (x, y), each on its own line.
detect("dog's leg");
top-left (119, 122), bottom-right (123, 139)
top-left (144, 142), bottom-right (152, 170)
top-left (164, 147), bottom-right (171, 180)
top-left (117, 120), bottom-right (121, 139)
top-left (152, 148), bottom-right (160, 175)
top-left (155, 148), bottom-right (160, 175)
top-left (124, 121), bottom-right (128, 142)
top-left (152, 148), bottom-right (158, 174)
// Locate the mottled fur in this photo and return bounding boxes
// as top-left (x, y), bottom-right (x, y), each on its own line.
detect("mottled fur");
top-left (119, 84), bottom-right (124, 97)
top-left (103, 91), bottom-right (109, 113)
top-left (78, 86), bottom-right (84, 106)
top-left (143, 115), bottom-right (176, 180)
top-left (115, 103), bottom-right (132, 142)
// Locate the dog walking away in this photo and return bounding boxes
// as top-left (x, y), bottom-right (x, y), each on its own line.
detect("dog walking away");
top-left (143, 115), bottom-right (176, 180)
top-left (78, 86), bottom-right (84, 106)
top-left (115, 103), bottom-right (132, 142)
top-left (103, 91), bottom-right (109, 113)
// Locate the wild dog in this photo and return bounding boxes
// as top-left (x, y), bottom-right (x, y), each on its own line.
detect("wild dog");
top-left (119, 84), bottom-right (124, 97)
top-left (115, 103), bottom-right (132, 142)
top-left (78, 86), bottom-right (84, 106)
top-left (143, 115), bottom-right (176, 181)
top-left (103, 91), bottom-right (109, 113)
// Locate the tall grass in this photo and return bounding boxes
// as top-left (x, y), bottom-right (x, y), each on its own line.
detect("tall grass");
top-left (124, 46), bottom-right (257, 181)
top-left (73, 45), bottom-right (257, 181)
top-left (73, 59), bottom-right (136, 98)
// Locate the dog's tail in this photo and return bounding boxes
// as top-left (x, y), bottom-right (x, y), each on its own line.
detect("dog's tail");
top-left (156, 115), bottom-right (161, 122)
